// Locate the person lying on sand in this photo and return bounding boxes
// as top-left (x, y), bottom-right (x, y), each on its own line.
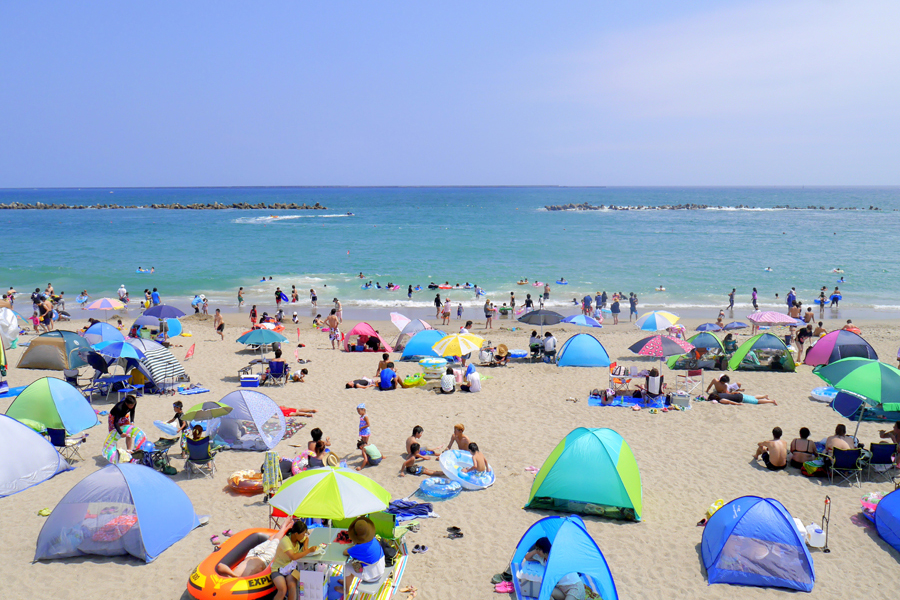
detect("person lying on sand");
top-left (708, 391), bottom-right (777, 405)
top-left (346, 377), bottom-right (377, 389)
top-left (400, 444), bottom-right (445, 477)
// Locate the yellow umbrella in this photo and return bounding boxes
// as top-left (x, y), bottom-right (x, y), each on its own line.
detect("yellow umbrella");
top-left (432, 333), bottom-right (484, 357)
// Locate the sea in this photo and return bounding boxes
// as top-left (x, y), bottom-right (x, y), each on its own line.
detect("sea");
top-left (2, 186), bottom-right (899, 321)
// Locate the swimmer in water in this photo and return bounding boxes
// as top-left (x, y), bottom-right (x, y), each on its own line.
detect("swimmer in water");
top-left (765, 267), bottom-right (772, 272)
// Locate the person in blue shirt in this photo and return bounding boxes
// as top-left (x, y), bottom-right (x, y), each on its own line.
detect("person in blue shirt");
top-left (340, 517), bottom-right (385, 594)
top-left (581, 294), bottom-right (592, 316)
top-left (379, 362), bottom-right (400, 390)
top-left (151, 288), bottom-right (161, 305)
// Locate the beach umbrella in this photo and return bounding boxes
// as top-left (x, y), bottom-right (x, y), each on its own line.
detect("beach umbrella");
top-left (86, 298), bottom-right (124, 321)
top-left (92, 341), bottom-right (145, 361)
top-left (723, 322), bottom-right (748, 331)
top-left (390, 312), bottom-right (411, 331)
top-left (696, 323), bottom-right (723, 332)
top-left (236, 329), bottom-right (288, 346)
top-left (747, 311), bottom-right (798, 326)
top-left (629, 335), bottom-right (694, 371)
top-left (143, 305), bottom-right (186, 319)
top-left (634, 311), bottom-right (679, 331)
top-left (518, 309), bottom-right (564, 336)
top-left (83, 322), bottom-right (125, 346)
top-left (269, 467), bottom-right (390, 520)
top-left (182, 400), bottom-right (233, 422)
top-left (814, 358), bottom-right (900, 437)
top-left (432, 333), bottom-right (484, 357)
top-left (561, 314), bottom-right (603, 328)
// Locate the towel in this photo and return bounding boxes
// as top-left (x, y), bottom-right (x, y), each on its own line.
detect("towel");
top-left (262, 451), bottom-right (282, 493)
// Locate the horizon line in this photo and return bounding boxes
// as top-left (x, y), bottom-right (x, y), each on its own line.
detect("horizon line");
top-left (2, 184), bottom-right (900, 191)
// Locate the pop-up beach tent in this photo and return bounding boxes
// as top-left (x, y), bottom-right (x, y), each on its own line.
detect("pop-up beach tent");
top-left (873, 488), bottom-right (900, 555)
top-left (804, 330), bottom-right (877, 366)
top-left (5, 377), bottom-right (98, 435)
top-left (34, 463), bottom-right (201, 562)
top-left (728, 333), bottom-right (796, 372)
top-left (556, 334), bottom-right (611, 367)
top-left (0, 414), bottom-right (71, 498)
top-left (526, 427), bottom-right (642, 521)
top-left (0, 307), bottom-right (20, 349)
top-left (511, 516), bottom-right (618, 600)
top-left (343, 322), bottom-right (393, 353)
top-left (400, 330), bottom-right (446, 360)
top-left (667, 332), bottom-right (725, 369)
top-left (17, 330), bottom-right (93, 370)
top-left (701, 496), bottom-right (814, 592)
top-left (211, 390), bottom-right (285, 451)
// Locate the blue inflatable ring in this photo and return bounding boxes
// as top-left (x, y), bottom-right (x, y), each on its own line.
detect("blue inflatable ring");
top-left (419, 477), bottom-right (462, 499)
top-left (812, 387), bottom-right (838, 402)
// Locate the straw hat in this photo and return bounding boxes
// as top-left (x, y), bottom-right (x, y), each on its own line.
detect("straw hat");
top-left (496, 344), bottom-right (509, 357)
top-left (347, 516), bottom-right (376, 544)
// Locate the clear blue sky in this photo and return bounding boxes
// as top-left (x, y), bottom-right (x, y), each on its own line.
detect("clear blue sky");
top-left (2, 1), bottom-right (898, 186)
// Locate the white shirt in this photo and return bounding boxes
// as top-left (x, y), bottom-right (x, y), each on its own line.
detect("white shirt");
top-left (529, 335), bottom-right (541, 347)
top-left (466, 372), bottom-right (482, 392)
top-left (543, 336), bottom-right (557, 351)
top-left (459, 327), bottom-right (469, 334)
top-left (440, 374), bottom-right (455, 392)
top-left (118, 286), bottom-right (127, 299)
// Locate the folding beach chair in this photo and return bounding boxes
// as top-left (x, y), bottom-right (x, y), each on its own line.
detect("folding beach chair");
top-left (185, 437), bottom-right (217, 479)
top-left (609, 363), bottom-right (631, 395)
top-left (867, 443), bottom-right (897, 483)
top-left (264, 360), bottom-right (289, 386)
top-left (675, 369), bottom-right (703, 396)
top-left (826, 448), bottom-right (863, 487)
top-left (47, 428), bottom-right (86, 463)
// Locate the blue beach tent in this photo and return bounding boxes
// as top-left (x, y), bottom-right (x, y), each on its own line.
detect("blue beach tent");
top-left (701, 496), bottom-right (814, 592)
top-left (400, 330), bottom-right (446, 360)
top-left (510, 516), bottom-right (618, 600)
top-left (34, 463), bottom-right (201, 562)
top-left (0, 414), bottom-right (71, 498)
top-left (556, 334), bottom-right (610, 367)
top-left (874, 488), bottom-right (900, 555)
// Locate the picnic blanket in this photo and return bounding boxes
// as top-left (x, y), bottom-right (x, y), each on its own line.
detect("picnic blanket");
top-left (589, 394), bottom-right (667, 409)
top-left (281, 419), bottom-right (305, 441)
top-left (177, 386), bottom-right (210, 395)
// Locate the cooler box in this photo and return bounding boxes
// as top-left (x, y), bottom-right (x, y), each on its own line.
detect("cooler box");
top-left (240, 375), bottom-right (260, 388)
top-left (671, 391), bottom-right (691, 409)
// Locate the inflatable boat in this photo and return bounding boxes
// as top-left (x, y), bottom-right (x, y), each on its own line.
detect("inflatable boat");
top-left (188, 528), bottom-right (278, 600)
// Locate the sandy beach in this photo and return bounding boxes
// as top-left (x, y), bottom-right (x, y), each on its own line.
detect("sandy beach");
top-left (2, 309), bottom-right (899, 600)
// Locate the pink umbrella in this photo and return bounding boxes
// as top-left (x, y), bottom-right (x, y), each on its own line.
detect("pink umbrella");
top-left (628, 334), bottom-right (694, 371)
top-left (747, 311), bottom-right (801, 326)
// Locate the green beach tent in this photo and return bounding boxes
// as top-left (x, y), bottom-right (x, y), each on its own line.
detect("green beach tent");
top-left (526, 427), bottom-right (642, 521)
top-left (728, 333), bottom-right (796, 372)
top-left (666, 332), bottom-right (725, 369)
top-left (5, 377), bottom-right (99, 435)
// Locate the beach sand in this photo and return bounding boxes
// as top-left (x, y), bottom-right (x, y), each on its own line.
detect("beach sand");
top-left (1, 309), bottom-right (899, 599)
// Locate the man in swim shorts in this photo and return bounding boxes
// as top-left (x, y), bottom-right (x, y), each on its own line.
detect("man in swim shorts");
top-left (406, 426), bottom-right (440, 458)
top-left (753, 427), bottom-right (787, 471)
top-left (325, 309), bottom-right (340, 349)
top-left (333, 298), bottom-right (342, 323)
top-left (214, 309), bottom-right (225, 341)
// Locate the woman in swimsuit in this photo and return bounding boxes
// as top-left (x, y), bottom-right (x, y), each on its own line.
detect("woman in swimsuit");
top-left (789, 427), bottom-right (817, 468)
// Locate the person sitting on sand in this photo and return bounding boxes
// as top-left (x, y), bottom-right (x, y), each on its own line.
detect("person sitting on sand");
top-left (378, 362), bottom-right (401, 390)
top-left (706, 374), bottom-right (742, 395)
top-left (307, 427), bottom-right (331, 453)
top-left (753, 427), bottom-right (787, 471)
top-left (400, 443), bottom-right (445, 477)
top-left (375, 353), bottom-right (390, 376)
top-left (825, 423), bottom-right (856, 455)
top-left (406, 425), bottom-right (440, 458)
top-left (813, 321), bottom-right (827, 337)
top-left (522, 537), bottom-right (586, 600)
top-left (346, 377), bottom-right (377, 389)
top-left (440, 367), bottom-right (456, 394)
top-left (462, 442), bottom-right (489, 474)
top-left (308, 440), bottom-right (328, 468)
top-left (789, 427), bottom-right (817, 469)
top-left (356, 439), bottom-right (382, 470)
top-left (446, 423), bottom-right (472, 451)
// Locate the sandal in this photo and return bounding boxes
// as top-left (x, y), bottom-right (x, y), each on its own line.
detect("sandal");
top-left (399, 587), bottom-right (417, 594)
top-left (447, 526), bottom-right (462, 534)
top-left (210, 535), bottom-right (220, 545)
top-left (494, 581), bottom-right (514, 593)
top-left (222, 529), bottom-right (234, 537)
top-left (446, 532), bottom-right (463, 539)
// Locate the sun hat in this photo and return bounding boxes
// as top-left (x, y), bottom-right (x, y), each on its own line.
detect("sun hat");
top-left (347, 516), bottom-right (376, 545)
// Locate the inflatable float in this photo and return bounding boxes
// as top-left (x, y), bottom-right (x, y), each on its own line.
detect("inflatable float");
top-left (413, 286), bottom-right (423, 292)
top-left (439, 449), bottom-right (495, 490)
top-left (136, 270), bottom-right (151, 274)
top-left (830, 294), bottom-right (842, 301)
top-left (832, 269), bottom-right (844, 274)
top-left (419, 357), bottom-right (447, 370)
top-left (228, 470), bottom-right (265, 495)
top-left (555, 281), bottom-right (568, 285)
top-left (102, 425), bottom-right (147, 464)
top-left (655, 287), bottom-right (666, 292)
top-left (75, 295), bottom-right (88, 304)
top-left (361, 285), bottom-right (371, 290)
top-left (516, 281), bottom-right (528, 285)
top-left (403, 373), bottom-right (427, 387)
top-left (532, 282), bottom-right (543, 287)
top-left (419, 477), bottom-right (462, 499)
top-left (153, 420), bottom-right (181, 436)
top-left (279, 292), bottom-right (289, 303)
top-left (438, 285), bottom-right (452, 290)
top-left (811, 387), bottom-right (838, 402)
top-left (187, 528), bottom-right (277, 600)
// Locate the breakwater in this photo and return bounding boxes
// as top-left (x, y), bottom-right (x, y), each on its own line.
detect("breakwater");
top-left (543, 202), bottom-right (885, 211)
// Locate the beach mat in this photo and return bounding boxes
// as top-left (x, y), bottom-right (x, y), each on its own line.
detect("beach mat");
top-left (589, 394), bottom-right (667, 409)
top-left (0, 385), bottom-right (28, 399)
top-left (281, 419), bottom-right (306, 440)
top-left (178, 386), bottom-right (210, 395)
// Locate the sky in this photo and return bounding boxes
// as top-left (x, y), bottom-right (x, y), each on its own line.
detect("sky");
top-left (1, 1), bottom-right (898, 187)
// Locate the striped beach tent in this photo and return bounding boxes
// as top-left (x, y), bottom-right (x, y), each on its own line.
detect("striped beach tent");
top-left (141, 347), bottom-right (186, 390)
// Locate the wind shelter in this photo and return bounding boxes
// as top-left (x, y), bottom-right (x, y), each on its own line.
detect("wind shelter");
top-left (5, 377), bottom-right (98, 435)
top-left (343, 322), bottom-right (393, 352)
top-left (667, 332), bottom-right (725, 369)
top-left (400, 329), bottom-right (446, 360)
top-left (728, 333), bottom-right (796, 372)
top-left (17, 330), bottom-right (93, 370)
top-left (34, 463), bottom-right (201, 562)
top-left (0, 414), bottom-right (71, 498)
top-left (556, 334), bottom-right (610, 367)
top-left (0, 307), bottom-right (19, 349)
top-left (701, 496), bottom-right (814, 592)
top-left (511, 516), bottom-right (618, 600)
top-left (526, 427), bottom-right (642, 521)
top-left (804, 330), bottom-right (878, 366)
top-left (392, 319), bottom-right (434, 351)
top-left (211, 390), bottom-right (285, 451)
top-left (874, 488), bottom-right (900, 555)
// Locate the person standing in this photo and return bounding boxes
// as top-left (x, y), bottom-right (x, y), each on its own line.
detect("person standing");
top-left (333, 298), bottom-right (343, 323)
top-left (751, 287), bottom-right (758, 310)
top-left (238, 287), bottom-right (244, 307)
top-left (408, 285), bottom-right (413, 300)
top-left (151, 288), bottom-right (161, 306)
top-left (582, 294), bottom-right (593, 316)
top-left (543, 283), bottom-right (551, 303)
top-left (109, 395), bottom-right (138, 451)
top-left (629, 293), bottom-right (639, 322)
top-left (727, 288), bottom-right (735, 310)
top-left (249, 305), bottom-right (258, 328)
top-left (830, 287), bottom-right (841, 308)
top-left (275, 287), bottom-right (283, 309)
top-left (509, 292), bottom-right (516, 312)
top-left (786, 287), bottom-right (796, 311)
top-left (309, 288), bottom-right (317, 308)
top-left (325, 309), bottom-right (341, 349)
top-left (214, 308), bottom-right (225, 340)
top-left (434, 293), bottom-right (442, 317)
top-left (610, 297), bottom-right (620, 325)
top-left (524, 293), bottom-right (534, 313)
top-left (483, 299), bottom-right (493, 329)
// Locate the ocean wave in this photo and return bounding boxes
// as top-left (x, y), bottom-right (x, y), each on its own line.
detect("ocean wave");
top-left (231, 214), bottom-right (352, 224)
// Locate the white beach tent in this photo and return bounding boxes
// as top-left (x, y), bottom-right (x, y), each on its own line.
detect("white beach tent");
top-left (0, 414), bottom-right (71, 498)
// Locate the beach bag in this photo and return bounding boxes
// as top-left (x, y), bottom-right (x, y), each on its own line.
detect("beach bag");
top-left (378, 536), bottom-right (399, 567)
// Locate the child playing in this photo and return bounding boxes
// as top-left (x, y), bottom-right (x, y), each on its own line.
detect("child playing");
top-left (406, 425), bottom-right (440, 458)
top-left (116, 318), bottom-right (124, 331)
top-left (457, 302), bottom-right (463, 320)
top-left (30, 311), bottom-right (40, 333)
top-left (400, 443), bottom-right (445, 477)
top-left (357, 404), bottom-right (371, 443)
top-left (356, 439), bottom-right (382, 470)
top-left (167, 400), bottom-right (189, 456)
top-left (307, 427), bottom-right (331, 452)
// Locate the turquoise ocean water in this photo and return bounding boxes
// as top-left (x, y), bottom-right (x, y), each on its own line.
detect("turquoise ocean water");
top-left (1, 187), bottom-right (898, 319)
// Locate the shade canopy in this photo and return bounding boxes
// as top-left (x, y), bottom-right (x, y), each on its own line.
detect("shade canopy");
top-left (696, 323), bottom-right (723, 332)
top-left (804, 330), bottom-right (877, 366)
top-left (343, 322), bottom-right (393, 352)
top-left (814, 358), bottom-right (900, 411)
top-left (728, 333), bottom-right (796, 372)
top-left (183, 401), bottom-right (233, 422)
top-left (86, 298), bottom-right (124, 311)
top-left (399, 330), bottom-right (446, 360)
top-left (236, 329), bottom-right (289, 346)
top-left (628, 335), bottom-right (693, 358)
top-left (93, 341), bottom-right (145, 360)
top-left (269, 467), bottom-right (390, 520)
top-left (432, 333), bottom-right (484, 357)
top-left (143, 305), bottom-right (186, 319)
top-left (83, 322), bottom-right (125, 346)
top-left (747, 311), bottom-right (800, 326)
top-left (561, 314), bottom-right (603, 328)
top-left (5, 377), bottom-right (98, 435)
top-left (517, 310), bottom-right (564, 326)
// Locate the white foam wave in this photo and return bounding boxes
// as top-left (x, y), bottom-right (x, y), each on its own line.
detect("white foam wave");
top-left (232, 214), bottom-right (352, 224)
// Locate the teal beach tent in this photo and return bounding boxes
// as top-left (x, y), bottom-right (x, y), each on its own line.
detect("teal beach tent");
top-left (556, 334), bottom-right (611, 367)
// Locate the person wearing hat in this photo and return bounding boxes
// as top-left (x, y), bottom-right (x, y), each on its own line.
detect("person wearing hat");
top-left (291, 311), bottom-right (299, 324)
top-left (340, 516), bottom-right (385, 593)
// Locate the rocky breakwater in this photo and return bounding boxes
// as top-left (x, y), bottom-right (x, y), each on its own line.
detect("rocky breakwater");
top-left (0, 202), bottom-right (328, 210)
top-left (543, 202), bottom-right (885, 211)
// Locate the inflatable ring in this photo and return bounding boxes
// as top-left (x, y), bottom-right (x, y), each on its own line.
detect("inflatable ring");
top-left (439, 449), bottom-right (495, 490)
top-left (706, 499), bottom-right (725, 518)
top-left (404, 373), bottom-right (426, 387)
top-left (102, 425), bottom-right (147, 464)
top-left (291, 452), bottom-right (311, 475)
top-left (419, 477), bottom-right (462, 499)
top-left (228, 470), bottom-right (264, 495)
top-left (555, 281), bottom-right (568, 285)
top-left (811, 387), bottom-right (838, 402)
top-left (187, 528), bottom-right (277, 600)
top-left (830, 295), bottom-right (842, 301)
top-left (509, 350), bottom-right (528, 359)
top-left (419, 358), bottom-right (447, 370)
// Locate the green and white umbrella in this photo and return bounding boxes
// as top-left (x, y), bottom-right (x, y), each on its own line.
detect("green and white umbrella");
top-left (269, 467), bottom-right (390, 520)
top-left (182, 400), bottom-right (233, 421)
